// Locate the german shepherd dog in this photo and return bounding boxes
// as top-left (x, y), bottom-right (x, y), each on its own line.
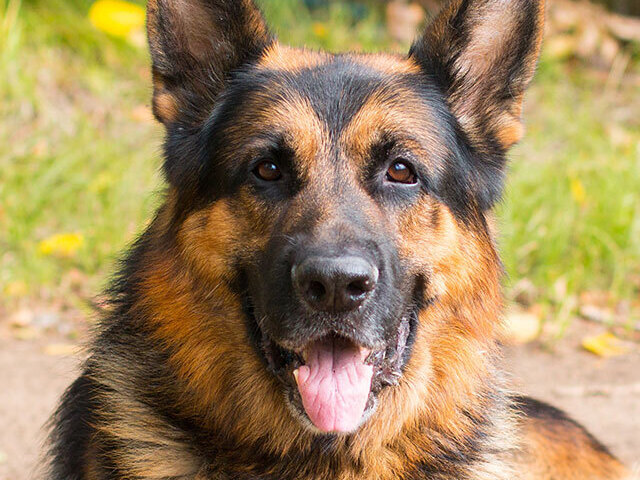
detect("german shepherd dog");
top-left (47, 0), bottom-right (631, 479)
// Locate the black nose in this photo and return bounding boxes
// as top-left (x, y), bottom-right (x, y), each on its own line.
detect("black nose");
top-left (292, 256), bottom-right (378, 313)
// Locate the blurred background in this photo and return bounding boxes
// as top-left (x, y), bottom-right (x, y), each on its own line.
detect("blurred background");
top-left (0, 0), bottom-right (639, 478)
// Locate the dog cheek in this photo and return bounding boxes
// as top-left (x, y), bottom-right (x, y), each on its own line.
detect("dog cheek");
top-left (178, 200), bottom-right (242, 283)
top-left (396, 201), bottom-right (453, 299)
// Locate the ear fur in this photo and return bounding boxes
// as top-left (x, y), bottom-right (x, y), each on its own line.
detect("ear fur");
top-left (146, 0), bottom-right (273, 125)
top-left (411, 0), bottom-right (545, 152)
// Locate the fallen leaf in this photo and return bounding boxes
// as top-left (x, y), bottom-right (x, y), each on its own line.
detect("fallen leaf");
top-left (88, 0), bottom-right (146, 39)
top-left (38, 232), bottom-right (84, 258)
top-left (582, 332), bottom-right (629, 357)
top-left (43, 343), bottom-right (81, 357)
top-left (503, 308), bottom-right (541, 344)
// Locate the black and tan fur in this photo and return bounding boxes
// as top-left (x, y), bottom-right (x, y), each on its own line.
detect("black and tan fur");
top-left (47, 0), bottom-right (630, 479)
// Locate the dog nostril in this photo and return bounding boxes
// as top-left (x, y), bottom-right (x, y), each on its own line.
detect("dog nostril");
top-left (307, 281), bottom-right (326, 302)
top-left (346, 279), bottom-right (369, 299)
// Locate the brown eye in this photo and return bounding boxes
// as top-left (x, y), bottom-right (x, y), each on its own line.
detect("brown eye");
top-left (254, 161), bottom-right (282, 181)
top-left (386, 160), bottom-right (416, 184)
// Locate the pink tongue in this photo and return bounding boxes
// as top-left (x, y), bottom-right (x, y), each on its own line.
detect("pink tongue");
top-left (294, 336), bottom-right (373, 433)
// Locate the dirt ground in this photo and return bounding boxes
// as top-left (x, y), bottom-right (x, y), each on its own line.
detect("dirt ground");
top-left (1, 321), bottom-right (638, 480)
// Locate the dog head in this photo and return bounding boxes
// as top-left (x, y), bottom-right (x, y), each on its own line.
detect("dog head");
top-left (144, 0), bottom-right (544, 440)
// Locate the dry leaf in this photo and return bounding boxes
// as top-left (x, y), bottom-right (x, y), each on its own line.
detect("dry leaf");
top-left (43, 343), bottom-right (81, 357)
top-left (503, 308), bottom-right (541, 344)
top-left (582, 332), bottom-right (629, 357)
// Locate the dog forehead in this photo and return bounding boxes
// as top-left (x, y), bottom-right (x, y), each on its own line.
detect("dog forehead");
top-left (234, 46), bottom-right (437, 138)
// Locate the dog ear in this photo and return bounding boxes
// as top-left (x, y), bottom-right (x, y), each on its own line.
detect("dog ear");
top-left (410, 0), bottom-right (545, 152)
top-left (147, 0), bottom-right (273, 125)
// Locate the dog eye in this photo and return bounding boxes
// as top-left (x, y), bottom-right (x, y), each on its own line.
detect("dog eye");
top-left (254, 161), bottom-right (282, 181)
top-left (386, 160), bottom-right (416, 184)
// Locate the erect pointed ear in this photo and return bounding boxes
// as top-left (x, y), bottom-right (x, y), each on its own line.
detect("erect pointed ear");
top-left (410, 0), bottom-right (545, 152)
top-left (147, 0), bottom-right (273, 125)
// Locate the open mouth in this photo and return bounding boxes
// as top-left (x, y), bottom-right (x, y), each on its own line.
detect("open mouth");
top-left (248, 307), bottom-right (417, 434)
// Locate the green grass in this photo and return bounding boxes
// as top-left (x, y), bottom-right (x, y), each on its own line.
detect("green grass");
top-left (499, 57), bottom-right (640, 309)
top-left (1, 0), bottom-right (639, 323)
top-left (0, 0), bottom-right (162, 298)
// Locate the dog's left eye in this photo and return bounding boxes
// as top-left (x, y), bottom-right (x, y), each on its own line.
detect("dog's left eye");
top-left (386, 160), bottom-right (417, 185)
top-left (254, 161), bottom-right (282, 182)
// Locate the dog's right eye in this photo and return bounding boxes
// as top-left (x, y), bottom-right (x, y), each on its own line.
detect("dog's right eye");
top-left (254, 161), bottom-right (282, 182)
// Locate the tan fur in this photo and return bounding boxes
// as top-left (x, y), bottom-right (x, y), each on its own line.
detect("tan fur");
top-left (259, 44), bottom-right (330, 72)
top-left (516, 415), bottom-right (628, 480)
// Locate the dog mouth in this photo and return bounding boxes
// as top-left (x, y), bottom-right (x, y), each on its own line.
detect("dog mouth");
top-left (248, 308), bottom-right (417, 434)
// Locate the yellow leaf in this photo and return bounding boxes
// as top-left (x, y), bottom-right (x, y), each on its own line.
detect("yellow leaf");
top-left (570, 178), bottom-right (586, 206)
top-left (89, 0), bottom-right (146, 39)
top-left (503, 309), bottom-right (540, 344)
top-left (312, 22), bottom-right (328, 39)
top-left (582, 332), bottom-right (628, 357)
top-left (43, 343), bottom-right (81, 357)
top-left (38, 232), bottom-right (84, 258)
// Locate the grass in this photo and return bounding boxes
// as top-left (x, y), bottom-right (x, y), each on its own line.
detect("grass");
top-left (500, 59), bottom-right (640, 311)
top-left (1, 0), bottom-right (639, 325)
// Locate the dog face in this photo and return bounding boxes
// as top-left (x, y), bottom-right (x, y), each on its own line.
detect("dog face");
top-left (145, 0), bottom-right (544, 437)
